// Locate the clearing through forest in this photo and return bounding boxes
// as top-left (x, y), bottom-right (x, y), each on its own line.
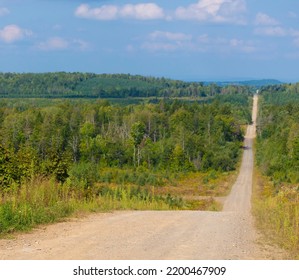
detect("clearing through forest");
top-left (0, 95), bottom-right (285, 259)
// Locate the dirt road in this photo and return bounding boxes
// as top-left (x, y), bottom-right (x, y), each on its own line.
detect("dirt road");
top-left (0, 95), bottom-right (283, 260)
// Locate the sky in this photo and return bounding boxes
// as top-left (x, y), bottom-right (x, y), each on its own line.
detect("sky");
top-left (0, 0), bottom-right (299, 81)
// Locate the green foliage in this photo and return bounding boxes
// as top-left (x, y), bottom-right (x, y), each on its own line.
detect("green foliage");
top-left (96, 167), bottom-right (168, 187)
top-left (0, 144), bottom-right (37, 188)
top-left (130, 122), bottom-right (146, 147)
top-left (0, 72), bottom-right (253, 99)
top-left (255, 86), bottom-right (299, 257)
top-left (170, 144), bottom-right (193, 172)
top-left (0, 73), bottom-right (255, 235)
top-left (254, 175), bottom-right (299, 258)
top-left (0, 145), bottom-right (17, 188)
top-left (0, 97), bottom-right (248, 189)
top-left (0, 179), bottom-right (75, 233)
top-left (0, 178), bottom-right (181, 234)
top-left (260, 83), bottom-right (299, 105)
top-left (68, 162), bottom-right (99, 188)
top-left (97, 186), bottom-right (183, 209)
top-left (257, 91), bottom-right (299, 183)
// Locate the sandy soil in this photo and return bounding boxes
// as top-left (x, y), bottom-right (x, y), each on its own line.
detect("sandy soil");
top-left (0, 95), bottom-right (286, 260)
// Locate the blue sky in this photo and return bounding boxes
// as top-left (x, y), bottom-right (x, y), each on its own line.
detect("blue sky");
top-left (0, 0), bottom-right (299, 81)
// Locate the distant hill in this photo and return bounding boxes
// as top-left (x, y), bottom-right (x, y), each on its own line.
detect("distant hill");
top-left (0, 72), bottom-right (253, 98)
top-left (206, 79), bottom-right (283, 88)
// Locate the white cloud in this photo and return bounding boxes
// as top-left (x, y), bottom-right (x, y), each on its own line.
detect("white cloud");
top-left (37, 37), bottom-right (90, 51)
top-left (149, 31), bottom-right (192, 41)
top-left (75, 4), bottom-right (118, 20)
top-left (195, 34), bottom-right (256, 53)
top-left (73, 39), bottom-right (91, 51)
top-left (0, 25), bottom-right (32, 43)
top-left (174, 0), bottom-right (246, 24)
top-left (0, 7), bottom-right (9, 16)
top-left (37, 37), bottom-right (69, 51)
top-left (254, 27), bottom-right (287, 37)
top-left (120, 3), bottom-right (164, 20)
top-left (141, 30), bottom-right (255, 54)
top-left (75, 3), bottom-right (165, 20)
top-left (255, 13), bottom-right (279, 26)
top-left (142, 42), bottom-right (180, 52)
top-left (142, 30), bottom-right (193, 52)
top-left (229, 38), bottom-right (256, 53)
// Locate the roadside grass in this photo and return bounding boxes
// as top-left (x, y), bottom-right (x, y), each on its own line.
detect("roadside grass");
top-left (175, 170), bottom-right (239, 197)
top-left (0, 178), bottom-right (177, 235)
top-left (151, 169), bottom-right (239, 212)
top-left (0, 178), bottom-right (76, 235)
top-left (183, 198), bottom-right (222, 211)
top-left (252, 168), bottom-right (299, 259)
top-left (0, 167), bottom-right (237, 235)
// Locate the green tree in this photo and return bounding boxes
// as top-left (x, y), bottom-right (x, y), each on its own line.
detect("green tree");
top-left (130, 121), bottom-right (146, 167)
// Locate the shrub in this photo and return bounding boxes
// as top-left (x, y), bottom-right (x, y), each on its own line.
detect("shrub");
top-left (68, 162), bottom-right (99, 188)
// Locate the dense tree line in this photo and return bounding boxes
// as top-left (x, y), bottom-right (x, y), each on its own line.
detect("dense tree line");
top-left (0, 97), bottom-right (249, 189)
top-left (260, 82), bottom-right (299, 105)
top-left (0, 72), bottom-right (252, 99)
top-left (257, 89), bottom-right (299, 183)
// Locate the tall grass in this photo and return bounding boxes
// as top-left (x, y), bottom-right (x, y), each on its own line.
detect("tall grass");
top-left (0, 179), bottom-right (75, 233)
top-left (253, 170), bottom-right (299, 259)
top-left (0, 178), bottom-right (181, 235)
top-left (0, 167), bottom-right (231, 235)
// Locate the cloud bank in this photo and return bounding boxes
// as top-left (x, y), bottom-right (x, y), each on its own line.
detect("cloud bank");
top-left (174, 0), bottom-right (247, 24)
top-left (75, 0), bottom-right (247, 24)
top-left (255, 13), bottom-right (279, 26)
top-left (75, 3), bottom-right (165, 20)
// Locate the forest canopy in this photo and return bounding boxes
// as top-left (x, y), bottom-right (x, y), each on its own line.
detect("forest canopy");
top-left (257, 84), bottom-right (299, 183)
top-left (0, 72), bottom-right (252, 99)
top-left (0, 97), bottom-right (250, 189)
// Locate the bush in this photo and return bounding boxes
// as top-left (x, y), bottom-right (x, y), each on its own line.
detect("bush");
top-left (68, 162), bottom-right (99, 188)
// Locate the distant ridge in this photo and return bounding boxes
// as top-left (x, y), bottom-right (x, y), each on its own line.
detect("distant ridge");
top-left (0, 72), bottom-right (278, 98)
top-left (205, 79), bottom-right (283, 88)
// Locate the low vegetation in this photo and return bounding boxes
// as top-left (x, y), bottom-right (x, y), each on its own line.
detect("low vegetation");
top-left (253, 170), bottom-right (299, 259)
top-left (1, 167), bottom-right (239, 234)
top-left (0, 178), bottom-right (178, 235)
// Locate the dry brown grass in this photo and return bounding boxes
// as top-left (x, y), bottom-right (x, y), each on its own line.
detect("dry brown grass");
top-left (252, 167), bottom-right (299, 259)
top-left (151, 169), bottom-right (239, 211)
top-left (155, 170), bottom-right (238, 197)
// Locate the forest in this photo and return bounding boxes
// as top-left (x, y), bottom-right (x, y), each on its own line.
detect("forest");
top-left (0, 97), bottom-right (249, 188)
top-left (0, 73), bottom-right (252, 233)
top-left (0, 72), bottom-right (252, 98)
top-left (255, 83), bottom-right (299, 256)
